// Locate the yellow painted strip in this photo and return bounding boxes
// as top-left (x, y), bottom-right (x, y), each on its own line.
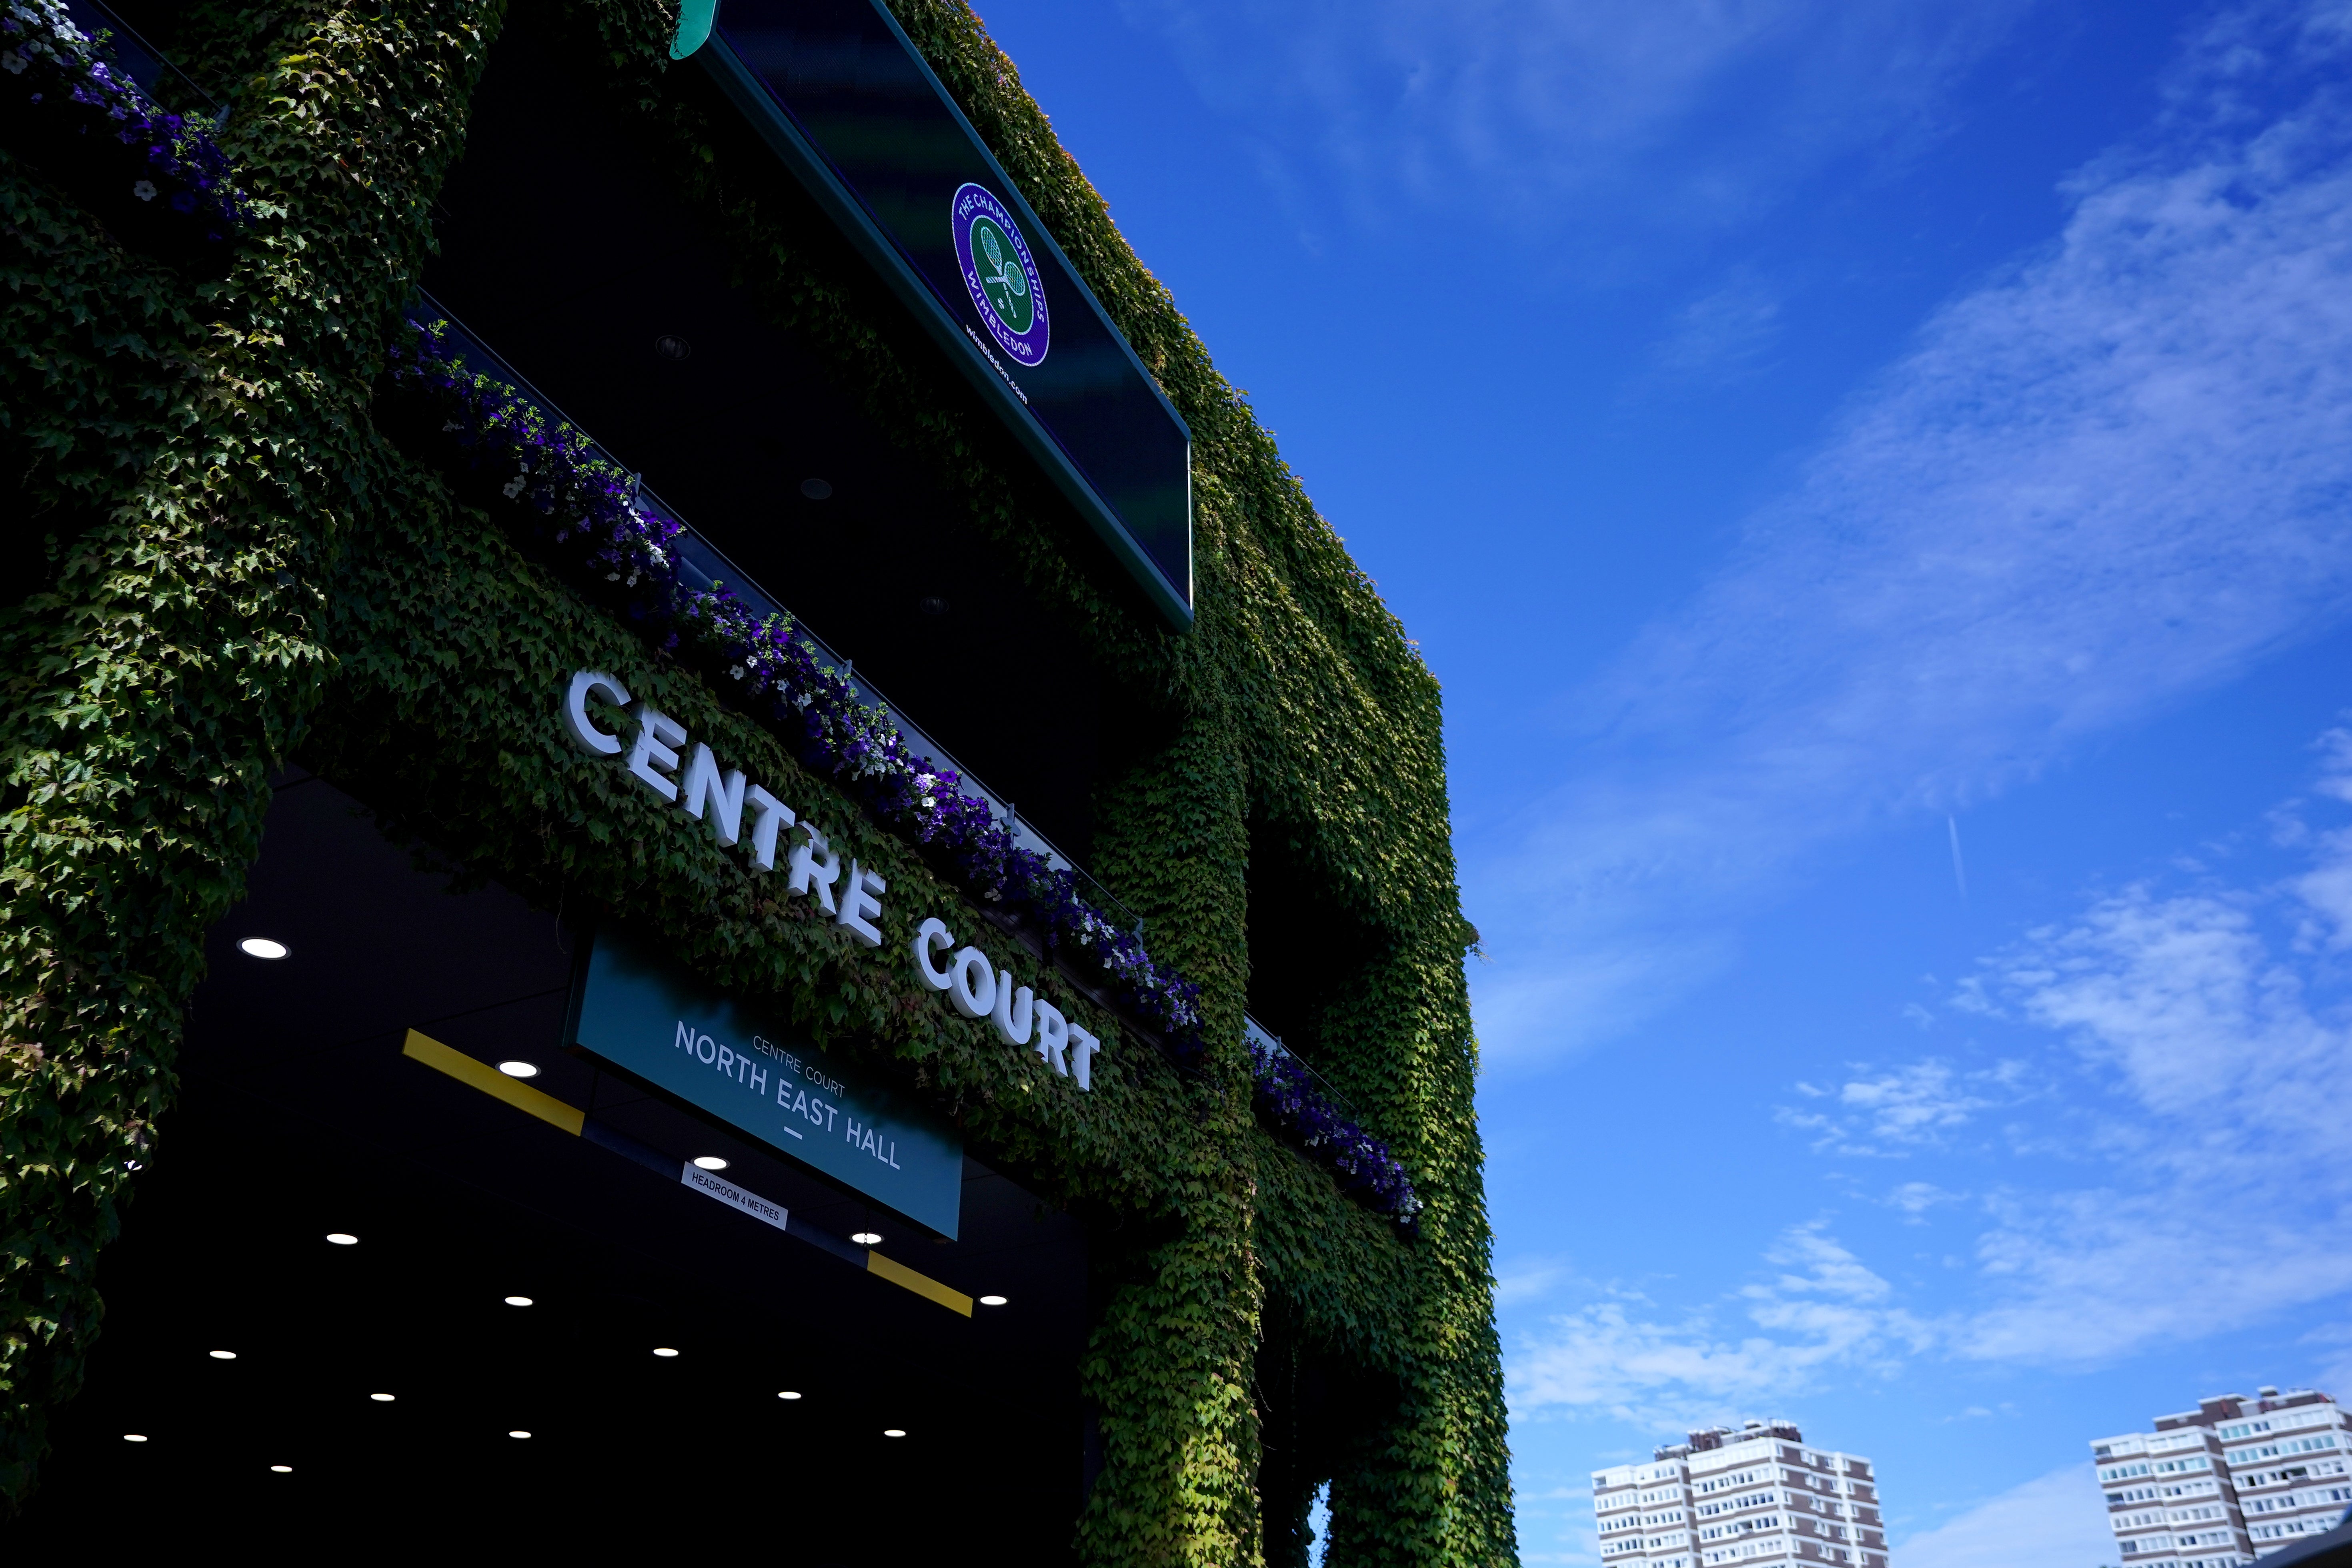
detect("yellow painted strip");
top-left (865, 1250), bottom-right (973, 1317)
top-left (402, 1030), bottom-right (967, 1316)
top-left (401, 1029), bottom-right (586, 1136)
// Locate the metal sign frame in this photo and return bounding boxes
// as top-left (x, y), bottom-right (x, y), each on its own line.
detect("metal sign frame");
top-left (675, 0), bottom-right (1196, 629)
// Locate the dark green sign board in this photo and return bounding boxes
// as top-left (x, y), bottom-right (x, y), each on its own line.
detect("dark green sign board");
top-left (676, 0), bottom-right (1195, 629)
top-left (568, 928), bottom-right (964, 1237)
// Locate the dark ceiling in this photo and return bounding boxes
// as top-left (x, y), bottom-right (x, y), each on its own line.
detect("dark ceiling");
top-left (16, 771), bottom-right (1091, 1556)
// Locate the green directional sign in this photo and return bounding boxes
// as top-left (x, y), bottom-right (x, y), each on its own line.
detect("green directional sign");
top-left (568, 927), bottom-right (965, 1238)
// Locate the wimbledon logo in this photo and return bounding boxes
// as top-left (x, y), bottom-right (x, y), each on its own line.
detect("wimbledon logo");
top-left (952, 182), bottom-right (1049, 368)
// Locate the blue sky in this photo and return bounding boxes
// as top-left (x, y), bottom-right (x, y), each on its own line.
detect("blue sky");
top-left (969, 0), bottom-right (2352, 1561)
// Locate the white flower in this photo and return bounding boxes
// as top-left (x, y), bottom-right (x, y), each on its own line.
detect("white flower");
top-left (501, 475), bottom-right (526, 498)
top-left (131, 178), bottom-right (156, 201)
top-left (2, 50), bottom-right (26, 73)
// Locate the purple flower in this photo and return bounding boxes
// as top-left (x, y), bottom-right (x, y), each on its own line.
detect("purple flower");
top-left (7, 0), bottom-right (250, 237)
top-left (384, 319), bottom-right (1421, 1226)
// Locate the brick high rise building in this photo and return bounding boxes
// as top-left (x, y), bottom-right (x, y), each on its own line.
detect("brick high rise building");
top-left (2092, 1386), bottom-right (2352, 1564)
top-left (1593, 1420), bottom-right (1887, 1567)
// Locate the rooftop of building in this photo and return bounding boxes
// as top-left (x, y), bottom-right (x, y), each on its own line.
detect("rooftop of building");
top-left (1655, 1420), bottom-right (1803, 1462)
top-left (2153, 1388), bottom-right (2337, 1432)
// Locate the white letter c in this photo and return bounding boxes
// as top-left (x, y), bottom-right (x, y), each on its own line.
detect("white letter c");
top-left (563, 670), bottom-right (632, 756)
top-left (913, 918), bottom-right (955, 991)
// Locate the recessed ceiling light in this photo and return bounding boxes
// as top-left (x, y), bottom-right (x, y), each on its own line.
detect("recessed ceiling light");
top-left (325, 1232), bottom-right (358, 1246)
top-left (979, 1295), bottom-right (1008, 1306)
top-left (496, 1060), bottom-right (539, 1078)
top-left (801, 477), bottom-right (833, 500)
top-left (653, 1347), bottom-right (680, 1358)
top-left (691, 1155), bottom-right (729, 1170)
top-left (369, 1393), bottom-right (394, 1402)
top-left (504, 1295), bottom-right (533, 1307)
top-left (239, 938), bottom-right (288, 959)
top-left (508, 1430), bottom-right (532, 1440)
top-left (208, 1350), bottom-right (236, 1360)
top-left (654, 334), bottom-right (692, 361)
top-left (269, 1464), bottom-right (292, 1473)
top-left (122, 1434), bottom-right (148, 1443)
top-left (777, 1391), bottom-right (802, 1401)
top-left (851, 1231), bottom-right (882, 1245)
top-left (883, 1428), bottom-right (906, 1438)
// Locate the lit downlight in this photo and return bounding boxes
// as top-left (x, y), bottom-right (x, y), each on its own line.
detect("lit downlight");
top-left (653, 1347), bottom-right (680, 1358)
top-left (777, 1391), bottom-right (803, 1401)
top-left (496, 1060), bottom-right (539, 1078)
top-left (979, 1296), bottom-right (1008, 1307)
top-left (269, 1465), bottom-right (293, 1473)
top-left (369, 1393), bottom-right (394, 1403)
top-left (883, 1429), bottom-right (907, 1439)
top-left (851, 1231), bottom-right (883, 1246)
top-left (508, 1430), bottom-right (532, 1440)
top-left (122, 1434), bottom-right (148, 1443)
top-left (691, 1156), bottom-right (729, 1171)
top-left (504, 1295), bottom-right (534, 1307)
top-left (325, 1233), bottom-right (358, 1246)
top-left (239, 938), bottom-right (288, 959)
top-left (208, 1350), bottom-right (236, 1361)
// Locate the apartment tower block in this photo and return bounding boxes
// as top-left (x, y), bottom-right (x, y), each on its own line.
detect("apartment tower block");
top-left (2094, 1386), bottom-right (2352, 1564)
top-left (1593, 1420), bottom-right (1888, 1568)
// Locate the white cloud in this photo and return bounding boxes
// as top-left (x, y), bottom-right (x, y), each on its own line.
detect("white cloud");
top-left (1896, 1464), bottom-right (2117, 1568)
top-left (2302, 1320), bottom-right (2352, 1398)
top-left (1496, 1258), bottom-right (1572, 1307)
top-left (1778, 1059), bottom-right (2028, 1155)
top-left (1509, 719), bottom-right (2352, 1419)
top-left (1509, 1225), bottom-right (1928, 1431)
top-left (1646, 274), bottom-right (1785, 383)
top-left (1944, 837), bottom-right (2352, 1364)
top-left (1887, 1181), bottom-right (1965, 1221)
top-left (1806, 701), bottom-right (2352, 1366)
top-left (1123, 0), bottom-right (2037, 244)
top-left (1837, 1062), bottom-right (2011, 1149)
top-left (1469, 0), bottom-right (2352, 1066)
top-left (1993, 889), bottom-right (2341, 1133)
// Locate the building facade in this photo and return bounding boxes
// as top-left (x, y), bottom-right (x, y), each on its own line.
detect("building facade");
top-left (2094, 1388), bottom-right (2352, 1564)
top-left (1593, 1422), bottom-right (1887, 1568)
top-left (0, 0), bottom-right (1515, 1559)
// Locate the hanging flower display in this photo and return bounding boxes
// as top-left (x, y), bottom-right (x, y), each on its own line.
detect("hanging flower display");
top-left (0, 0), bottom-right (249, 260)
top-left (1248, 1036), bottom-right (1423, 1222)
top-left (382, 317), bottom-right (1421, 1225)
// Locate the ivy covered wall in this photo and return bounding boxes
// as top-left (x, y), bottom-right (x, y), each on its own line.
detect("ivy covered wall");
top-left (0, 0), bottom-right (1515, 1560)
